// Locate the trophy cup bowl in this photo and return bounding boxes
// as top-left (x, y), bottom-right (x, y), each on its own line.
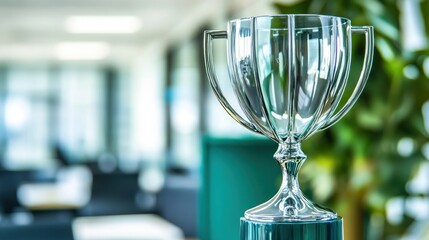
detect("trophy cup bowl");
top-left (204, 14), bottom-right (373, 239)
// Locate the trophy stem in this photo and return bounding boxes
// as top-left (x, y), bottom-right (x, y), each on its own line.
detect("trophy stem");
top-left (274, 141), bottom-right (308, 217)
top-left (244, 139), bottom-right (337, 222)
top-left (275, 141), bottom-right (306, 195)
top-left (241, 140), bottom-right (343, 239)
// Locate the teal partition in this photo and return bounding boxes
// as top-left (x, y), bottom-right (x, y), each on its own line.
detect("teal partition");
top-left (199, 136), bottom-right (280, 240)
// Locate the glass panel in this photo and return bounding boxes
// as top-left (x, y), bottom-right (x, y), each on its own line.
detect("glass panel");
top-left (57, 67), bottom-right (105, 162)
top-left (3, 67), bottom-right (52, 169)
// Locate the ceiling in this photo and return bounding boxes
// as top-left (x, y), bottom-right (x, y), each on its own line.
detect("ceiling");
top-left (0, 0), bottom-right (235, 63)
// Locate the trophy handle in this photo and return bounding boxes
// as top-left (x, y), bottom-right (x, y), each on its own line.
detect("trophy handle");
top-left (320, 26), bottom-right (374, 130)
top-left (204, 30), bottom-right (262, 134)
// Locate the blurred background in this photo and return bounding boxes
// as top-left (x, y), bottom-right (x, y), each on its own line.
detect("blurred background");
top-left (0, 0), bottom-right (426, 239)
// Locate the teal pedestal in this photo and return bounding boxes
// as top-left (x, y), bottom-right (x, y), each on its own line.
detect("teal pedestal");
top-left (240, 217), bottom-right (343, 240)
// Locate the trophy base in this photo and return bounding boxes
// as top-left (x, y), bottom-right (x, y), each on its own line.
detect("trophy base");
top-left (240, 217), bottom-right (343, 240)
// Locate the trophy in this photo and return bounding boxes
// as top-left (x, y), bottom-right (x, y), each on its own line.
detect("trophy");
top-left (204, 14), bottom-right (373, 239)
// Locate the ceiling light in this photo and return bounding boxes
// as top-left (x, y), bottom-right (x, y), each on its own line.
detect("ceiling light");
top-left (66, 16), bottom-right (141, 34)
top-left (55, 42), bottom-right (110, 60)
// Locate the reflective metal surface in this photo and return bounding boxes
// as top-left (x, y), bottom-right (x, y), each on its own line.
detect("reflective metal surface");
top-left (204, 14), bottom-right (374, 222)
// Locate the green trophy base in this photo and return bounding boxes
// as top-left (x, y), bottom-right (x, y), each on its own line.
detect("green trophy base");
top-left (240, 217), bottom-right (343, 240)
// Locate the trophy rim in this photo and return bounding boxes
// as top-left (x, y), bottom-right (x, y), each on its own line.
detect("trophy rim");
top-left (228, 14), bottom-right (351, 26)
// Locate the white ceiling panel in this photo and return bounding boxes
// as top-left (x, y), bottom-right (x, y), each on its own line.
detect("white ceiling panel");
top-left (0, 0), bottom-right (276, 62)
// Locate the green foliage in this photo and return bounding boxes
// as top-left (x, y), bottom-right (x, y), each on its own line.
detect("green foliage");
top-left (274, 0), bottom-right (429, 237)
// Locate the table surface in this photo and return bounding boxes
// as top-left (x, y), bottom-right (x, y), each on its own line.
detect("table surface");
top-left (72, 214), bottom-right (185, 240)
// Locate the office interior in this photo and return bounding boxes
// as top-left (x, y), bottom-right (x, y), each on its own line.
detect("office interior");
top-left (0, 0), bottom-right (427, 239)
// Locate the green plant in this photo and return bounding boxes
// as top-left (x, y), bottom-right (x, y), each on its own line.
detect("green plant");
top-left (274, 0), bottom-right (429, 239)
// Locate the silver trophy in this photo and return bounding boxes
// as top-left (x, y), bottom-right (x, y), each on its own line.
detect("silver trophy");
top-left (204, 14), bottom-right (373, 239)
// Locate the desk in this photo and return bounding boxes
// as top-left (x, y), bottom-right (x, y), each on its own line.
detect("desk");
top-left (17, 166), bottom-right (92, 210)
top-left (72, 214), bottom-right (184, 240)
top-left (18, 182), bottom-right (87, 210)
